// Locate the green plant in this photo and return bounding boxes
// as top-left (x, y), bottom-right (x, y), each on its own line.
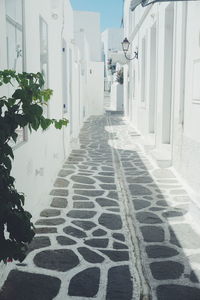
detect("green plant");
top-left (0, 70), bottom-right (68, 262)
top-left (116, 69), bottom-right (123, 85)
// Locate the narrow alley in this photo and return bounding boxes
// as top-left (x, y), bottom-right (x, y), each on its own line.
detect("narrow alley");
top-left (1, 113), bottom-right (200, 299)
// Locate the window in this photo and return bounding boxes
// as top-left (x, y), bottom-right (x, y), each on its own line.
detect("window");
top-left (39, 16), bottom-right (49, 117)
top-left (6, 0), bottom-right (27, 147)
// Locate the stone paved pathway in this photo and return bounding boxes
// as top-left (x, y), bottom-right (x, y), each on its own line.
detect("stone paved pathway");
top-left (1, 114), bottom-right (200, 300)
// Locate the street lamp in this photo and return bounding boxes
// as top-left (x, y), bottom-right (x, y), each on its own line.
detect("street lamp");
top-left (121, 37), bottom-right (138, 60)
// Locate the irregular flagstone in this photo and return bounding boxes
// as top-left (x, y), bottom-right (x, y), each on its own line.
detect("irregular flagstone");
top-left (67, 210), bottom-right (97, 219)
top-left (136, 212), bottom-right (163, 224)
top-left (106, 266), bottom-right (133, 300)
top-left (127, 176), bottom-right (153, 184)
top-left (113, 242), bottom-right (128, 249)
top-left (50, 197), bottom-right (68, 208)
top-left (34, 249), bottom-right (79, 272)
top-left (140, 226), bottom-right (165, 242)
top-left (73, 201), bottom-right (95, 209)
top-left (56, 236), bottom-right (76, 245)
top-left (99, 250), bottom-right (129, 261)
top-left (84, 238), bottom-right (109, 248)
top-left (50, 189), bottom-right (68, 197)
top-left (58, 169), bottom-right (74, 177)
top-left (112, 233), bottom-right (125, 242)
top-left (132, 199), bottom-right (151, 210)
top-left (107, 208), bottom-right (120, 212)
top-left (95, 176), bottom-right (115, 183)
top-left (146, 245), bottom-right (179, 258)
top-left (72, 184), bottom-right (95, 189)
top-left (78, 247), bottom-right (104, 263)
top-left (71, 175), bottom-right (95, 184)
top-left (68, 267), bottom-right (100, 297)
top-left (99, 213), bottom-right (122, 230)
top-left (0, 270), bottom-right (61, 300)
top-left (27, 236), bottom-right (51, 254)
top-left (150, 261), bottom-right (184, 280)
top-left (74, 189), bottom-right (104, 197)
top-left (157, 285), bottom-right (200, 300)
top-left (63, 226), bottom-right (87, 238)
top-left (72, 220), bottom-right (97, 230)
top-left (107, 191), bottom-right (119, 200)
top-left (54, 178), bottom-right (69, 188)
top-left (100, 184), bottom-right (117, 190)
top-left (92, 229), bottom-right (107, 236)
top-left (40, 209), bottom-right (60, 217)
top-left (129, 184), bottom-right (152, 196)
top-left (35, 227), bottom-right (57, 234)
top-left (98, 172), bottom-right (114, 176)
top-left (96, 198), bottom-right (119, 207)
top-left (72, 195), bottom-right (89, 200)
top-left (35, 218), bottom-right (65, 226)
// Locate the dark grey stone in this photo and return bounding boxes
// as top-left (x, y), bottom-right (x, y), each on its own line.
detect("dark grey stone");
top-left (63, 164), bottom-right (76, 169)
top-left (106, 266), bottom-right (133, 300)
top-left (50, 197), bottom-right (68, 208)
top-left (0, 270), bottom-right (61, 300)
top-left (149, 207), bottom-right (165, 211)
top-left (113, 242), bottom-right (128, 249)
top-left (78, 247), bottom-right (104, 263)
top-left (157, 285), bottom-right (200, 300)
top-left (190, 271), bottom-right (199, 283)
top-left (127, 176), bottom-right (153, 184)
top-left (136, 212), bottom-right (163, 224)
top-left (63, 226), bottom-right (87, 238)
top-left (112, 233), bottom-right (125, 242)
top-left (99, 172), bottom-right (114, 176)
top-left (129, 184), bottom-right (152, 196)
top-left (74, 190), bottom-right (104, 197)
top-left (141, 226), bottom-right (165, 242)
top-left (99, 213), bottom-right (122, 230)
top-left (96, 198), bottom-right (118, 207)
top-left (27, 236), bottom-right (51, 254)
top-left (73, 202), bottom-right (95, 209)
top-left (67, 210), bottom-right (96, 219)
top-left (68, 268), bottom-right (100, 297)
top-left (100, 250), bottom-right (129, 261)
top-left (72, 184), bottom-right (95, 189)
top-left (156, 200), bottom-right (168, 206)
top-left (107, 208), bottom-right (120, 212)
top-left (170, 224), bottom-right (200, 249)
top-left (40, 209), bottom-right (60, 217)
top-left (146, 245), bottom-right (179, 258)
top-left (56, 236), bottom-right (76, 245)
top-left (84, 238), bottom-right (109, 248)
top-left (107, 191), bottom-right (119, 200)
top-left (100, 184), bottom-right (117, 190)
top-left (102, 167), bottom-right (114, 171)
top-left (95, 176), bottom-right (115, 183)
top-left (72, 195), bottom-right (89, 200)
top-left (92, 229), bottom-right (107, 236)
top-left (150, 261), bottom-right (184, 280)
top-left (162, 210), bottom-right (185, 218)
top-left (35, 218), bottom-right (65, 226)
top-left (54, 178), bottom-right (69, 188)
top-left (72, 220), bottom-right (97, 230)
top-left (34, 249), bottom-right (79, 272)
top-left (35, 227), bottom-right (57, 234)
top-left (132, 199), bottom-right (151, 210)
top-left (58, 169), bottom-right (74, 177)
top-left (50, 189), bottom-right (68, 197)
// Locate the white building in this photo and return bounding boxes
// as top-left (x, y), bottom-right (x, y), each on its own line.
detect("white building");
top-left (123, 0), bottom-right (200, 200)
top-left (0, 0), bottom-right (103, 260)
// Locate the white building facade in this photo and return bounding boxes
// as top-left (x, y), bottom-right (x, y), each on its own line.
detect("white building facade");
top-left (123, 0), bottom-right (200, 200)
top-left (0, 0), bottom-right (103, 229)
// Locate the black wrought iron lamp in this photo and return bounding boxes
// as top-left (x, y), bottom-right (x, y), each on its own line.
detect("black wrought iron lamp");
top-left (121, 37), bottom-right (138, 60)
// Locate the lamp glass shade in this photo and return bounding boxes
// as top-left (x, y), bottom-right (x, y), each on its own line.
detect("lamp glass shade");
top-left (122, 38), bottom-right (130, 52)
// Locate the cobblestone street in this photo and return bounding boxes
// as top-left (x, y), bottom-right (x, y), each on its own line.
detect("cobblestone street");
top-left (1, 114), bottom-right (200, 299)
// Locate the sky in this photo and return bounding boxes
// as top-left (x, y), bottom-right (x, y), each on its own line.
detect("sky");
top-left (70, 0), bottom-right (124, 32)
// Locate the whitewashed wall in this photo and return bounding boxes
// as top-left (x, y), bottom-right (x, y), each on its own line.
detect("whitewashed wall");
top-left (123, 0), bottom-right (200, 197)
